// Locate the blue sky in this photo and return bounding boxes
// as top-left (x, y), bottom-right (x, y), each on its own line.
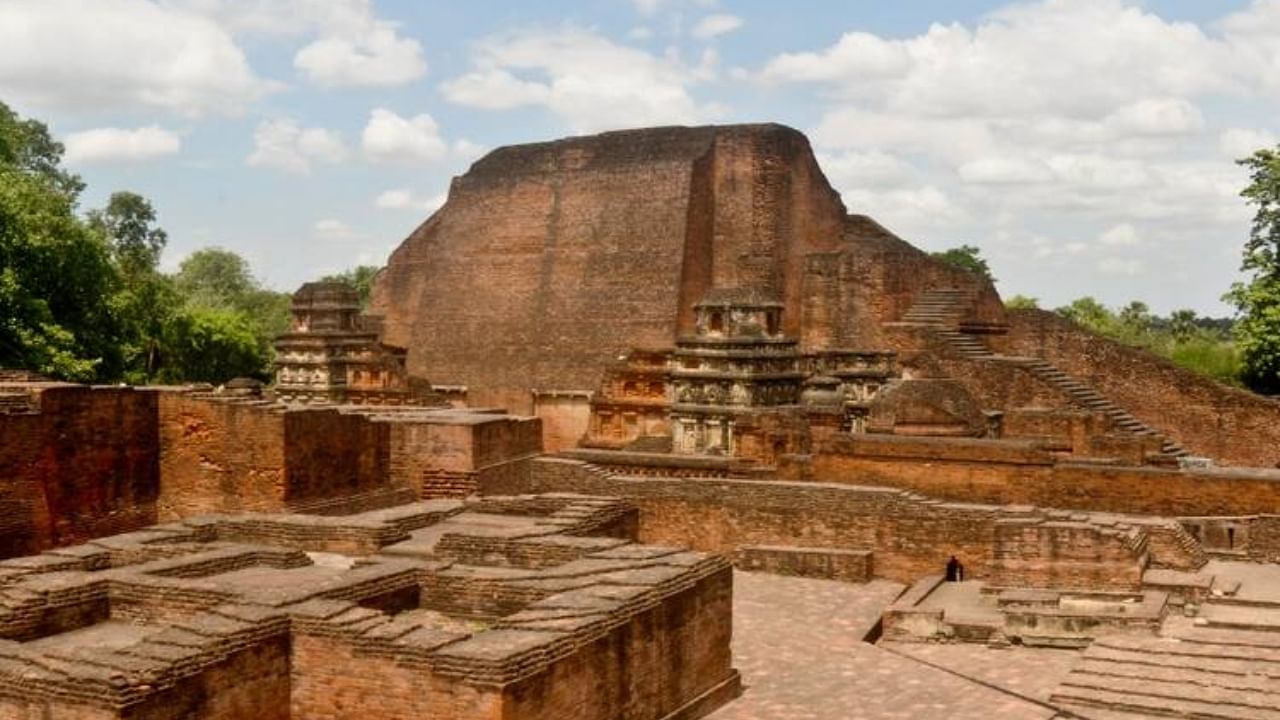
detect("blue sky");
top-left (2, 0), bottom-right (1277, 314)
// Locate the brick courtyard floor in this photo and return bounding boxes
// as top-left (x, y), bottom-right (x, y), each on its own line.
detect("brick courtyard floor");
top-left (708, 572), bottom-right (1068, 720)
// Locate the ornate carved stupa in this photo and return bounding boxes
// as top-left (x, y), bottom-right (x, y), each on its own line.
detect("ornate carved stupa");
top-left (669, 289), bottom-right (806, 455)
top-left (273, 281), bottom-right (442, 405)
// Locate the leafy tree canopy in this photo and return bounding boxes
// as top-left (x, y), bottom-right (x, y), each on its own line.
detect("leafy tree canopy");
top-left (1227, 146), bottom-right (1280, 394)
top-left (321, 265), bottom-right (380, 308)
top-left (930, 244), bottom-right (993, 280)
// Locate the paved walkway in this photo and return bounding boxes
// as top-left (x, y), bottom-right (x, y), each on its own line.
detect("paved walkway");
top-left (709, 572), bottom-right (1063, 720)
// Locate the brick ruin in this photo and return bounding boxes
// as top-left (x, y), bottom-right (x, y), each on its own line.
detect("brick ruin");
top-left (3, 122), bottom-right (1280, 718)
top-left (0, 494), bottom-right (736, 719)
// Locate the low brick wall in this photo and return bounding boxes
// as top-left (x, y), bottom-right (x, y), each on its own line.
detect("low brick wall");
top-left (808, 434), bottom-right (1280, 518)
top-left (733, 545), bottom-right (872, 582)
top-left (498, 458), bottom-right (1166, 588)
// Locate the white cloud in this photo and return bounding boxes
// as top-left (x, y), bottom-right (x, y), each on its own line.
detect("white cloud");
top-left (1097, 257), bottom-right (1146, 276)
top-left (1098, 223), bottom-right (1142, 246)
top-left (817, 150), bottom-right (914, 188)
top-left (374, 188), bottom-right (446, 212)
top-left (314, 218), bottom-right (348, 234)
top-left (0, 0), bottom-right (269, 116)
top-left (692, 14), bottom-right (743, 39)
top-left (169, 0), bottom-right (427, 88)
top-left (63, 126), bottom-right (181, 164)
top-left (439, 69), bottom-right (551, 110)
top-left (313, 218), bottom-right (360, 240)
top-left (246, 118), bottom-right (347, 174)
top-left (361, 109), bottom-right (447, 164)
top-left (294, 25), bottom-right (425, 88)
top-left (760, 0), bottom-right (1280, 311)
top-left (1219, 127), bottom-right (1278, 159)
top-left (440, 25), bottom-right (722, 133)
top-left (1103, 97), bottom-right (1204, 136)
top-left (958, 156), bottom-right (1052, 184)
top-left (452, 139), bottom-right (488, 163)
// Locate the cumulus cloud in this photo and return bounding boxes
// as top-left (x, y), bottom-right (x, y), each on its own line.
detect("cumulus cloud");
top-left (168, 0), bottom-right (426, 88)
top-left (760, 0), bottom-right (1280, 310)
top-left (294, 25), bottom-right (425, 87)
top-left (63, 126), bottom-right (181, 164)
top-left (361, 109), bottom-right (447, 163)
top-left (246, 118), bottom-right (347, 174)
top-left (1098, 223), bottom-right (1142, 246)
top-left (0, 0), bottom-right (269, 116)
top-left (313, 218), bottom-right (360, 240)
top-left (440, 25), bottom-right (722, 133)
top-left (1097, 257), bottom-right (1146, 276)
top-left (374, 188), bottom-right (446, 212)
top-left (692, 14), bottom-right (743, 39)
top-left (1219, 127), bottom-right (1278, 159)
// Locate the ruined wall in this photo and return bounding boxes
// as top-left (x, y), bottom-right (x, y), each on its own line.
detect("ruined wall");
top-left (0, 385), bottom-right (158, 555)
top-left (502, 570), bottom-right (735, 720)
top-left (800, 216), bottom-right (1007, 352)
top-left (501, 458), bottom-right (1155, 586)
top-left (156, 392), bottom-right (287, 519)
top-left (370, 124), bottom-right (849, 413)
top-left (807, 434), bottom-right (1280, 517)
top-left (283, 408), bottom-right (389, 504)
top-left (531, 393), bottom-right (591, 452)
top-left (1006, 308), bottom-right (1280, 467)
top-left (388, 414), bottom-right (542, 499)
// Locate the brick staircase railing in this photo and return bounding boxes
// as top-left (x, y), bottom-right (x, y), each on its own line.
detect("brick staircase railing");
top-left (899, 288), bottom-right (1189, 460)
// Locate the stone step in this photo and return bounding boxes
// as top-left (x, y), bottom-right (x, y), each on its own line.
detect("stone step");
top-left (1075, 659), bottom-right (1280, 695)
top-left (1091, 637), bottom-right (1280, 668)
top-left (1050, 684), bottom-right (1280, 720)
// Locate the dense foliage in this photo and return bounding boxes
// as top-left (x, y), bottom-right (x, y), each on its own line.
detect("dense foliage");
top-left (1227, 147), bottom-right (1280, 394)
top-left (1049, 297), bottom-right (1241, 384)
top-left (930, 244), bottom-right (993, 280)
top-left (0, 100), bottom-right (300, 385)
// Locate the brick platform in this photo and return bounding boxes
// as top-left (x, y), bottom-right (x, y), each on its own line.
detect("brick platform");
top-left (0, 494), bottom-right (739, 720)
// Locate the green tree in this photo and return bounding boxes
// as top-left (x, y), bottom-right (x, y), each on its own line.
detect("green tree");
top-left (1227, 146), bottom-right (1280, 394)
top-left (171, 247), bottom-right (290, 374)
top-left (0, 101), bottom-right (118, 379)
top-left (930, 245), bottom-right (993, 280)
top-left (321, 265), bottom-right (380, 307)
top-left (1055, 297), bottom-right (1117, 334)
top-left (1169, 309), bottom-right (1198, 342)
top-left (88, 192), bottom-right (176, 381)
top-left (173, 248), bottom-right (256, 308)
top-left (159, 307), bottom-right (267, 384)
top-left (1004, 295), bottom-right (1040, 310)
top-left (89, 192), bottom-right (168, 276)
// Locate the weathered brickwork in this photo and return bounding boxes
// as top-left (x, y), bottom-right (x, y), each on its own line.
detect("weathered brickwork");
top-left (1, 381), bottom-right (543, 559)
top-left (0, 383), bottom-right (159, 557)
top-left (0, 494), bottom-right (738, 720)
top-left (1005, 309), bottom-right (1280, 467)
top-left (496, 458), bottom-right (1191, 586)
top-left (805, 433), bottom-right (1280, 517)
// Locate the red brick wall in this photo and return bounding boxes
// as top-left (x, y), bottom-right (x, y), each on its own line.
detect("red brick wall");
top-left (290, 569), bottom-right (733, 720)
top-left (291, 635), bottom-right (504, 720)
top-left (283, 409), bottom-right (389, 504)
top-left (809, 434), bottom-right (1280, 517)
top-left (0, 386), bottom-right (158, 555)
top-left (503, 569), bottom-right (735, 720)
top-left (370, 125), bottom-right (859, 403)
top-left (507, 459), bottom-right (1149, 587)
top-left (1006, 308), bottom-right (1280, 467)
top-left (156, 392), bottom-right (287, 519)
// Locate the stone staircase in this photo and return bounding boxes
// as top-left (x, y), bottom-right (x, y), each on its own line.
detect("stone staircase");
top-left (1017, 358), bottom-right (1189, 458)
top-left (900, 288), bottom-right (1189, 460)
top-left (1050, 625), bottom-right (1280, 719)
top-left (900, 288), bottom-right (975, 327)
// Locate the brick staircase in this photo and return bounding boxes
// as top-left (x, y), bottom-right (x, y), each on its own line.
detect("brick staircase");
top-left (900, 288), bottom-right (1189, 460)
top-left (1050, 625), bottom-right (1280, 719)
